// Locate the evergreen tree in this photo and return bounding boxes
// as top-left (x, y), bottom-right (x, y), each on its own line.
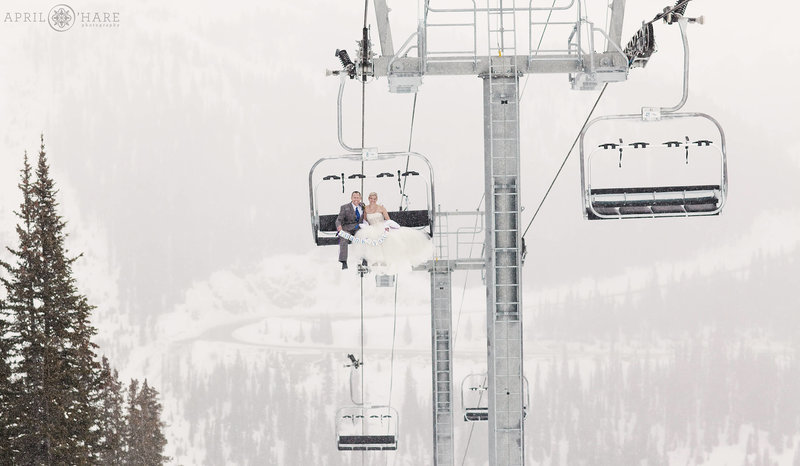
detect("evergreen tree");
top-left (0, 138), bottom-right (101, 463)
top-left (0, 151), bottom-right (34, 465)
top-left (126, 378), bottom-right (169, 465)
top-left (2, 137), bottom-right (170, 464)
top-left (137, 380), bottom-right (169, 464)
top-left (0, 150), bottom-right (46, 463)
top-left (125, 379), bottom-right (141, 464)
top-left (35, 136), bottom-right (101, 462)
top-left (96, 357), bottom-right (126, 465)
top-left (0, 300), bottom-right (12, 464)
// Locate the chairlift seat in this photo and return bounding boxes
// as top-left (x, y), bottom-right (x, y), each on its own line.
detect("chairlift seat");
top-left (588, 185), bottom-right (721, 219)
top-left (315, 210), bottom-right (432, 246)
top-left (464, 408), bottom-right (488, 422)
top-left (463, 407), bottom-right (528, 422)
top-left (336, 405), bottom-right (399, 452)
top-left (337, 435), bottom-right (397, 451)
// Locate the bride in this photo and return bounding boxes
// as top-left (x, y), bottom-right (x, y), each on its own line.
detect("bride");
top-left (352, 192), bottom-right (431, 270)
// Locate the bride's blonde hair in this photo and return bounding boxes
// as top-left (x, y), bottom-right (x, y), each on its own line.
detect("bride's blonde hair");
top-left (368, 192), bottom-right (378, 199)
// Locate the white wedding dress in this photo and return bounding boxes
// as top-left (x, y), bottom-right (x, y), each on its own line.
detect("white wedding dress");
top-left (352, 212), bottom-right (431, 271)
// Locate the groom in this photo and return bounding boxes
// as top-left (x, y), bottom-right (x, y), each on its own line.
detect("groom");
top-left (335, 191), bottom-right (365, 270)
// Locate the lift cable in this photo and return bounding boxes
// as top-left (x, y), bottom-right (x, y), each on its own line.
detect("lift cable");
top-left (360, 277), bottom-right (365, 406)
top-left (452, 192), bottom-right (485, 347)
top-left (386, 277), bottom-right (401, 424)
top-left (408, 93), bottom-right (418, 154)
top-left (521, 83), bottom-right (609, 238)
top-left (359, 275), bottom-right (366, 465)
top-left (360, 0), bottom-right (369, 194)
top-left (519, 0), bottom-right (558, 101)
top-left (460, 422), bottom-right (478, 466)
top-left (400, 92), bottom-right (419, 210)
top-left (387, 277), bottom-right (399, 407)
top-left (358, 0), bottom-right (367, 442)
top-left (382, 276), bottom-right (400, 466)
top-left (358, 0), bottom-right (369, 416)
top-left (459, 374), bottom-right (489, 466)
top-left (449, 193), bottom-right (484, 466)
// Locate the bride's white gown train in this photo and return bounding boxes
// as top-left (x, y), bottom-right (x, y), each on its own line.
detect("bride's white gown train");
top-left (352, 212), bottom-right (431, 271)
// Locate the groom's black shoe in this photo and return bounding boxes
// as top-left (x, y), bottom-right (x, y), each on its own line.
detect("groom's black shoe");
top-left (341, 261), bottom-right (348, 270)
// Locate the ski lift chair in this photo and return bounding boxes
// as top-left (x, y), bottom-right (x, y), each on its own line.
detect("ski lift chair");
top-left (336, 405), bottom-right (399, 451)
top-left (461, 373), bottom-right (529, 422)
top-left (309, 152), bottom-right (435, 246)
top-left (580, 113), bottom-right (727, 220)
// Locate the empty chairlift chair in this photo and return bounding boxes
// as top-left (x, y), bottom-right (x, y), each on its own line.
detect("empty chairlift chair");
top-left (308, 151), bottom-right (435, 246)
top-left (461, 373), bottom-right (529, 422)
top-left (579, 113), bottom-right (728, 220)
top-left (461, 374), bottom-right (488, 421)
top-left (336, 405), bottom-right (399, 451)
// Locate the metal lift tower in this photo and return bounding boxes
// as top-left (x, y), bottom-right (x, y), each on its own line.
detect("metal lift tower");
top-left (354, 1), bottom-right (629, 464)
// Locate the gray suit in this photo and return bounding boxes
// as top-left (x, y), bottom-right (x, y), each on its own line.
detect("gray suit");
top-left (335, 202), bottom-right (365, 263)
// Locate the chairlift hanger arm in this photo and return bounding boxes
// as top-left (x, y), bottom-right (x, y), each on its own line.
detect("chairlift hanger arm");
top-left (660, 17), bottom-right (690, 113)
top-left (336, 75), bottom-right (361, 153)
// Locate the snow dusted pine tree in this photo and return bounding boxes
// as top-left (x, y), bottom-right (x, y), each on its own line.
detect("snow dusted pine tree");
top-left (0, 150), bottom-right (46, 462)
top-left (0, 303), bottom-right (11, 463)
top-left (0, 153), bottom-right (32, 464)
top-left (124, 378), bottom-right (141, 463)
top-left (96, 356), bottom-right (126, 464)
top-left (126, 379), bottom-right (169, 465)
top-left (0, 138), bottom-right (103, 463)
top-left (34, 136), bottom-right (102, 461)
top-left (1, 137), bottom-right (170, 464)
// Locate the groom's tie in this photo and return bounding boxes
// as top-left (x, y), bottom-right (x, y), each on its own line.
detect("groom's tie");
top-left (354, 207), bottom-right (361, 230)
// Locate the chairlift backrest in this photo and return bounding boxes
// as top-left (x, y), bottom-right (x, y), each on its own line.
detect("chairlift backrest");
top-left (336, 405), bottom-right (399, 451)
top-left (579, 113), bottom-right (728, 220)
top-left (309, 152), bottom-right (436, 246)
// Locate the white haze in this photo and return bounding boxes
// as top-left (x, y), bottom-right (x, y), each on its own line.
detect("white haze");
top-left (0, 0), bottom-right (799, 464)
